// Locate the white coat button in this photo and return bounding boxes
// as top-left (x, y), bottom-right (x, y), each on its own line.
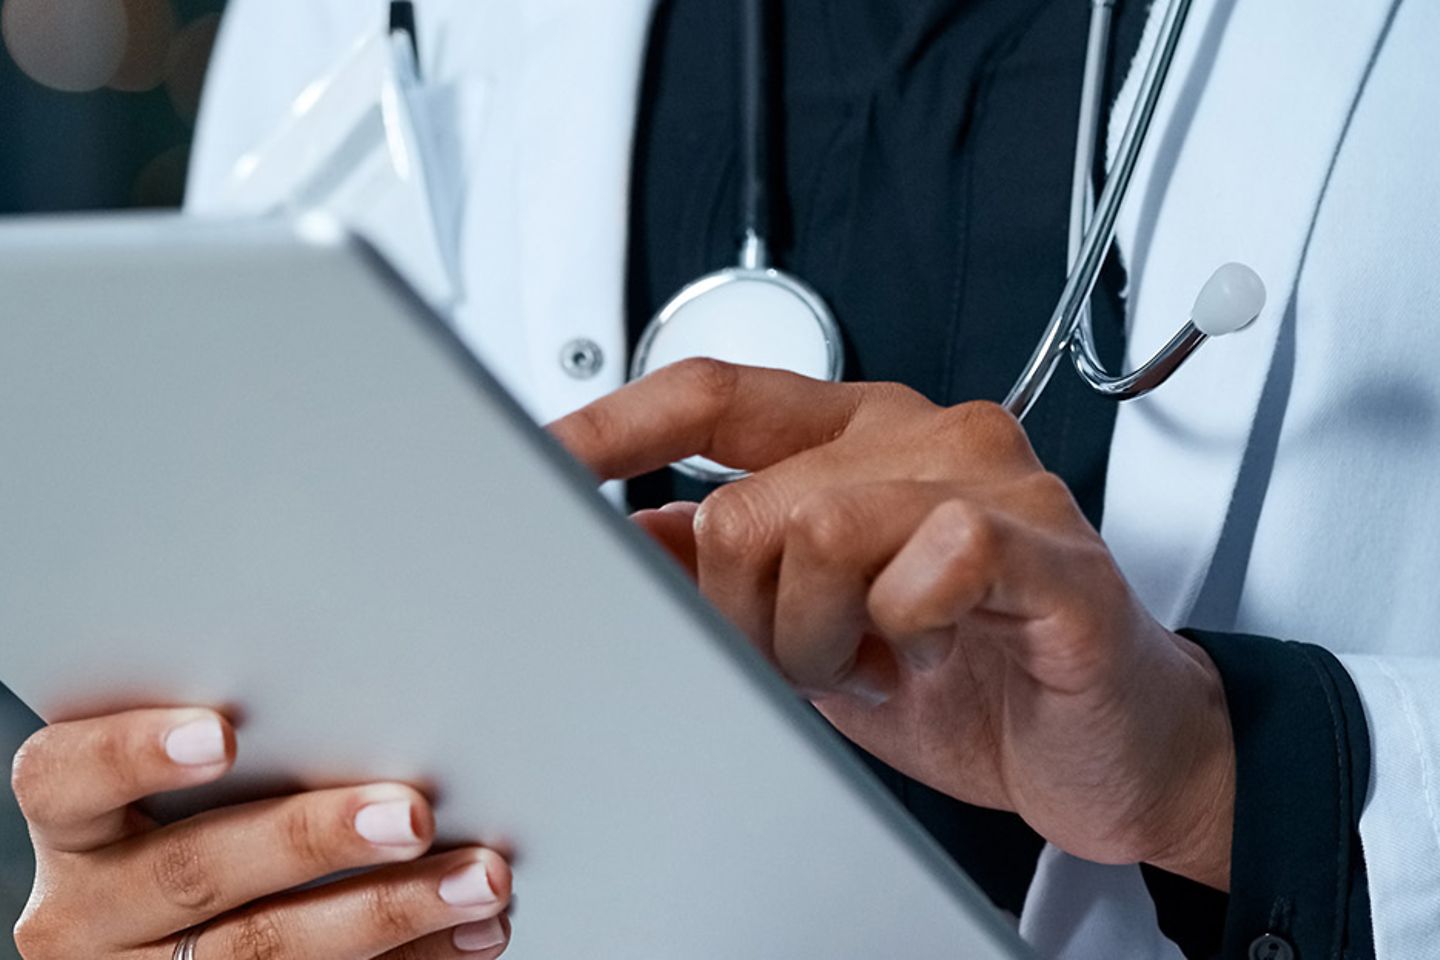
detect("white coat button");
top-left (1249, 934), bottom-right (1294, 960)
top-left (560, 338), bottom-right (604, 380)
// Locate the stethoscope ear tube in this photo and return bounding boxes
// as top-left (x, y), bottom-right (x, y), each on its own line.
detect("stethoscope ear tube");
top-left (1004, 0), bottom-right (1202, 421)
top-left (740, 0), bottom-right (771, 255)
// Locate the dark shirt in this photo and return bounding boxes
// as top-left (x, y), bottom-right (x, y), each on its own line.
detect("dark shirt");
top-left (624, 4), bottom-right (1373, 958)
top-left (626, 0), bottom-right (1144, 917)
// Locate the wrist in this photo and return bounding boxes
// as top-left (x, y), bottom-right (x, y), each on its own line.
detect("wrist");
top-left (1141, 636), bottom-right (1236, 891)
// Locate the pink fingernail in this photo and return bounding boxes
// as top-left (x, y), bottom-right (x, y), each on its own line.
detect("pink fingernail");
top-left (354, 800), bottom-right (419, 846)
top-left (164, 717), bottom-right (226, 766)
top-left (440, 860), bottom-right (498, 907)
top-left (841, 675), bottom-right (892, 708)
top-left (902, 634), bottom-right (952, 672)
top-left (453, 919), bottom-right (506, 952)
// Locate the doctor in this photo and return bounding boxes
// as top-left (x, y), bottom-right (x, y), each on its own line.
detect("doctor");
top-left (14, 3), bottom-right (1143, 957)
top-left (10, 3), bottom-right (1439, 960)
top-left (557, 2), bottom-right (1440, 960)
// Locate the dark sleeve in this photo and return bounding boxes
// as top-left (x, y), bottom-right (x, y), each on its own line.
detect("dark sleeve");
top-left (1141, 631), bottom-right (1374, 960)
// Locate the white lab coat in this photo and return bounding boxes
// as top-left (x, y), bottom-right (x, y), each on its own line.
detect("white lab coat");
top-left (188, 0), bottom-right (653, 426)
top-left (189, 1), bottom-right (1440, 957)
top-left (1024, 0), bottom-right (1440, 957)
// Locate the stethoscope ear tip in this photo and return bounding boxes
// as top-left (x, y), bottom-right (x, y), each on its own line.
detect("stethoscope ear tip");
top-left (1192, 262), bottom-right (1267, 337)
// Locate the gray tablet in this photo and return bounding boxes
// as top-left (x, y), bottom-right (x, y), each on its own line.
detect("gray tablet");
top-left (0, 214), bottom-right (1031, 959)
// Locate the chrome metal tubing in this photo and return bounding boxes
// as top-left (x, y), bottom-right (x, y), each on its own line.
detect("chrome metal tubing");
top-left (1070, 319), bottom-right (1207, 398)
top-left (1004, 0), bottom-right (1195, 421)
top-left (1068, 0), bottom-right (1115, 269)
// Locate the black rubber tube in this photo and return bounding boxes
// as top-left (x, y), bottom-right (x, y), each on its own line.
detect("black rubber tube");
top-left (739, 0), bottom-right (771, 245)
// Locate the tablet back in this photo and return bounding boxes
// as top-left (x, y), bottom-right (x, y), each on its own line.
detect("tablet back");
top-left (0, 215), bottom-right (1030, 959)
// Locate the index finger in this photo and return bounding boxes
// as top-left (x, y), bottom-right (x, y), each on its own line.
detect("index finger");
top-left (548, 359), bottom-right (864, 481)
top-left (11, 708), bottom-right (234, 852)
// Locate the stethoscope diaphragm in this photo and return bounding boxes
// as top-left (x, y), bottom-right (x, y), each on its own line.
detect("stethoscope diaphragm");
top-left (631, 262), bottom-right (843, 483)
top-left (629, 0), bottom-right (843, 484)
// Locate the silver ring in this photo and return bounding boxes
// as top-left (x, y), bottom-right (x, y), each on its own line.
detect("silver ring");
top-left (172, 926), bottom-right (204, 960)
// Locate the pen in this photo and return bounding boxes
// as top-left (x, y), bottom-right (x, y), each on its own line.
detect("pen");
top-left (389, 1), bottom-right (421, 78)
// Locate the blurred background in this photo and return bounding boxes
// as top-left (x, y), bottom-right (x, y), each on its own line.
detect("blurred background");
top-left (1, 0), bottom-right (228, 951)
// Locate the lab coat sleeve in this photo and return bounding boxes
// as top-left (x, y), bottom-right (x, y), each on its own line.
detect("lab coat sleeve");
top-left (1337, 655), bottom-right (1440, 960)
top-left (185, 0), bottom-right (381, 212)
top-left (1021, 632), bottom-right (1373, 960)
top-left (1183, 631), bottom-right (1373, 960)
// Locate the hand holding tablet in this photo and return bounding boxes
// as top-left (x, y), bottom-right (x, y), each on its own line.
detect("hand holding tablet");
top-left (0, 216), bottom-right (1031, 960)
top-left (11, 708), bottom-right (514, 959)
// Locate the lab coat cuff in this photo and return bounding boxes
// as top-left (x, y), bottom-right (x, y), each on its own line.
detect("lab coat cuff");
top-left (1178, 630), bottom-right (1373, 960)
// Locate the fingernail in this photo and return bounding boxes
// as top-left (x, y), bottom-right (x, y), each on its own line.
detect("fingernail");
top-left (440, 860), bottom-right (499, 907)
top-left (164, 717), bottom-right (227, 766)
top-left (902, 633), bottom-right (952, 672)
top-left (840, 675), bottom-right (892, 708)
top-left (354, 800), bottom-right (419, 846)
top-left (453, 919), bottom-right (506, 952)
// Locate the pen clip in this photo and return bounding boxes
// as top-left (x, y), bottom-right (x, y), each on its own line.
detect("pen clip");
top-left (388, 1), bottom-right (421, 78)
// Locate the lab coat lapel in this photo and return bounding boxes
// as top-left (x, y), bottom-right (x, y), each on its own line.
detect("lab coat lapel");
top-left (513, 0), bottom-right (658, 424)
top-left (1101, 0), bottom-right (1400, 627)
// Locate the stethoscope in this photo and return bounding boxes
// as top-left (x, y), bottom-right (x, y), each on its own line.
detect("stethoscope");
top-left (629, 0), bottom-right (1269, 482)
top-left (629, 0), bottom-right (844, 481)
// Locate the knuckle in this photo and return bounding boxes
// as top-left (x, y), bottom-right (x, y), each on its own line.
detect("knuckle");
top-left (929, 501), bottom-right (1001, 577)
top-left (9, 730), bottom-right (57, 822)
top-left (12, 908), bottom-right (58, 960)
top-left (282, 799), bottom-right (342, 875)
top-left (943, 401), bottom-right (1026, 453)
top-left (854, 381), bottom-right (927, 417)
top-left (695, 487), bottom-right (770, 560)
top-left (13, 894), bottom-right (84, 960)
top-left (1020, 470), bottom-right (1074, 503)
top-left (229, 911), bottom-right (288, 960)
top-left (670, 356), bottom-right (739, 403)
top-left (787, 492), bottom-right (866, 562)
top-left (151, 828), bottom-right (221, 913)
top-left (865, 589), bottom-right (908, 638)
top-left (1013, 470), bottom-right (1083, 521)
top-left (868, 575), bottom-right (937, 640)
top-left (952, 399), bottom-right (1012, 430)
top-left (364, 880), bottom-right (423, 942)
top-left (560, 403), bottom-right (615, 459)
top-left (89, 724), bottom-right (141, 797)
top-left (1067, 540), bottom-right (1129, 613)
top-left (932, 499), bottom-right (995, 553)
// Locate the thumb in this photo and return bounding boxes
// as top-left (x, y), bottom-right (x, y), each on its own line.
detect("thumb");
top-left (631, 502), bottom-right (701, 579)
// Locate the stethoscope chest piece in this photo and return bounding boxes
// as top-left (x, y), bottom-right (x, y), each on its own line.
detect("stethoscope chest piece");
top-left (631, 0), bottom-right (844, 484)
top-left (632, 262), bottom-right (843, 483)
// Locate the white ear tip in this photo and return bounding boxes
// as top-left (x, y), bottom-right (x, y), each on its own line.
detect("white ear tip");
top-left (1192, 263), bottom-right (1266, 336)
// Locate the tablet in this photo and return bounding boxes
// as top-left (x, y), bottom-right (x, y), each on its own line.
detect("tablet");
top-left (0, 214), bottom-right (1031, 960)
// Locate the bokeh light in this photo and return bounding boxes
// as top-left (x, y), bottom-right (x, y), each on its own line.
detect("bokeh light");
top-left (164, 12), bottom-right (219, 122)
top-left (109, 0), bottom-right (177, 93)
top-left (1, 0), bottom-right (129, 93)
top-left (130, 142), bottom-right (189, 207)
top-left (0, 0), bottom-right (226, 213)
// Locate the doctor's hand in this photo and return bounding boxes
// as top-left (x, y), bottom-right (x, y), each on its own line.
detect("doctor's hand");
top-left (11, 709), bottom-right (512, 960)
top-left (552, 359), bottom-right (1236, 891)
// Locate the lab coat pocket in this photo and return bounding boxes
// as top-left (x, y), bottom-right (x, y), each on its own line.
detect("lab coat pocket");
top-left (207, 32), bottom-right (485, 320)
top-left (400, 74), bottom-right (491, 309)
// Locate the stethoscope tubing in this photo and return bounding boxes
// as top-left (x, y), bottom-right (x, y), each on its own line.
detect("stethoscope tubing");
top-left (389, 0), bottom-right (1221, 432)
top-left (740, 0), bottom-right (771, 254)
top-left (1004, 0), bottom-right (1197, 421)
